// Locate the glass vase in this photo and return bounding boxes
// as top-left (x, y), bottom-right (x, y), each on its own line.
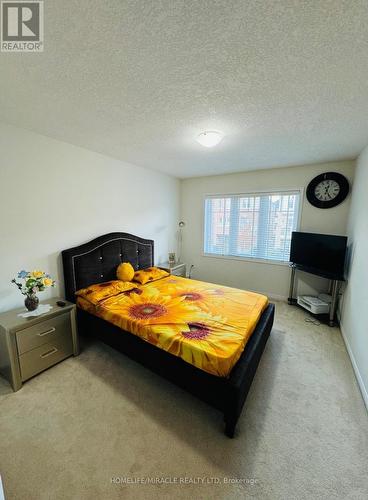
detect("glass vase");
top-left (25, 293), bottom-right (39, 311)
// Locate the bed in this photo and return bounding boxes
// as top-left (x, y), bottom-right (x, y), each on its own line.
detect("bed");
top-left (62, 232), bottom-right (274, 437)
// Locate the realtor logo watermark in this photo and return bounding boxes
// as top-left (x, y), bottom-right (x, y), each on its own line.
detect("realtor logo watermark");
top-left (1, 1), bottom-right (43, 52)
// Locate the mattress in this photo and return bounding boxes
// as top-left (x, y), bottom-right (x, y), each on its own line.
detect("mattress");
top-left (77, 276), bottom-right (268, 377)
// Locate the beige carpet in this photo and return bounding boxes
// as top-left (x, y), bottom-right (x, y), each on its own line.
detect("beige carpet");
top-left (0, 301), bottom-right (367, 500)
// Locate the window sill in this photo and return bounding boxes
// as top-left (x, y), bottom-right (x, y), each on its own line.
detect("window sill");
top-left (202, 253), bottom-right (291, 267)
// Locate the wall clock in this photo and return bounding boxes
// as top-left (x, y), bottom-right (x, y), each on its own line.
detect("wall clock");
top-left (306, 172), bottom-right (349, 209)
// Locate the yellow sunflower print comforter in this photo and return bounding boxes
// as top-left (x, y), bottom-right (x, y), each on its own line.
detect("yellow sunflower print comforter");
top-left (77, 276), bottom-right (268, 377)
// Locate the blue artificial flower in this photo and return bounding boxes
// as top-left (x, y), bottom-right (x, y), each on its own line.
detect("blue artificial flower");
top-left (18, 270), bottom-right (28, 279)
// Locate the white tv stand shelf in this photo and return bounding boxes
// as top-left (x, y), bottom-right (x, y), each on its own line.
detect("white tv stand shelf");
top-left (288, 264), bottom-right (344, 327)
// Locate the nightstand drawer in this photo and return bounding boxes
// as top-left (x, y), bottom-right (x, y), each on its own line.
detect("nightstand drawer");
top-left (19, 333), bottom-right (73, 381)
top-left (16, 313), bottom-right (71, 355)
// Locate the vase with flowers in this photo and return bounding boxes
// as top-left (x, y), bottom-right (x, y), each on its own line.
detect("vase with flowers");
top-left (12, 270), bottom-right (56, 311)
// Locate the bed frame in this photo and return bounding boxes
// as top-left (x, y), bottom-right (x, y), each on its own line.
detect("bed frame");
top-left (62, 232), bottom-right (274, 437)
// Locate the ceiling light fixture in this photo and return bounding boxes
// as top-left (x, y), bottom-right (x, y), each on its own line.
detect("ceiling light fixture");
top-left (196, 131), bottom-right (223, 148)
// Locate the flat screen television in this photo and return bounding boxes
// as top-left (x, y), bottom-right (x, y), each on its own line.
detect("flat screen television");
top-left (290, 232), bottom-right (347, 280)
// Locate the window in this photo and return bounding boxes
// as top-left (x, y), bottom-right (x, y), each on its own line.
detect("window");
top-left (204, 191), bottom-right (301, 263)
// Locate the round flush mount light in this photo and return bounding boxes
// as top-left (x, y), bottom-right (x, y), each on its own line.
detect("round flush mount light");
top-left (196, 131), bottom-right (223, 148)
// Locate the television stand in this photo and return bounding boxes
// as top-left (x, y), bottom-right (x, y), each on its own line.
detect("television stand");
top-left (288, 264), bottom-right (342, 327)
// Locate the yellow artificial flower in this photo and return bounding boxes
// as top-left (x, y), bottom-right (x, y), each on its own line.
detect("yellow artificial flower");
top-left (42, 277), bottom-right (53, 287)
top-left (31, 270), bottom-right (44, 278)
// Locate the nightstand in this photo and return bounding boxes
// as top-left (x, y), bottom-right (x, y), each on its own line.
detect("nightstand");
top-left (159, 262), bottom-right (187, 277)
top-left (0, 297), bottom-right (79, 391)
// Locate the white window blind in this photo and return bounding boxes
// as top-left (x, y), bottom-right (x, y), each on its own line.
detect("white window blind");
top-left (204, 191), bottom-right (301, 262)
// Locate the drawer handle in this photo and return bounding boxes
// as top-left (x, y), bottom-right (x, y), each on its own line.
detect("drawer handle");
top-left (40, 347), bottom-right (58, 358)
top-left (37, 327), bottom-right (56, 337)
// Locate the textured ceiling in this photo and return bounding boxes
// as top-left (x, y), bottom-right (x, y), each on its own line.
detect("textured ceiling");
top-left (0, 0), bottom-right (367, 178)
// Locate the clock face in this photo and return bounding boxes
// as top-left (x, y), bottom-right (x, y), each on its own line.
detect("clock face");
top-left (314, 179), bottom-right (340, 201)
top-left (306, 172), bottom-right (349, 209)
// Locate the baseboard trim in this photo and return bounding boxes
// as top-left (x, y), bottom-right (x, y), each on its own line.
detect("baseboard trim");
top-left (268, 293), bottom-right (288, 302)
top-left (253, 291), bottom-right (287, 302)
top-left (340, 323), bottom-right (368, 412)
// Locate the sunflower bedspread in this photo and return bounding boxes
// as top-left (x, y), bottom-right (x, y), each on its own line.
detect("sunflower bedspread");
top-left (77, 276), bottom-right (268, 377)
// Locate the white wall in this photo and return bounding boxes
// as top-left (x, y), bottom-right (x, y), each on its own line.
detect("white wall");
top-left (0, 123), bottom-right (180, 312)
top-left (181, 161), bottom-right (355, 299)
top-left (340, 148), bottom-right (368, 408)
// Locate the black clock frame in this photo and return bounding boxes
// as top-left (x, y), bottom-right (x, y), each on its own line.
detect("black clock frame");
top-left (306, 172), bottom-right (349, 209)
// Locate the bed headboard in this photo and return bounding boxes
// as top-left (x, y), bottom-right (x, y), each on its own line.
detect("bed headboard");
top-left (62, 232), bottom-right (154, 302)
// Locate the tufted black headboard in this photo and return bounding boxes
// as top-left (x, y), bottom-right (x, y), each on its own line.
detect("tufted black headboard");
top-left (62, 232), bottom-right (154, 302)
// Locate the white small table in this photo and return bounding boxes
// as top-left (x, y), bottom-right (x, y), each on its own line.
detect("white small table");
top-left (159, 262), bottom-right (187, 277)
